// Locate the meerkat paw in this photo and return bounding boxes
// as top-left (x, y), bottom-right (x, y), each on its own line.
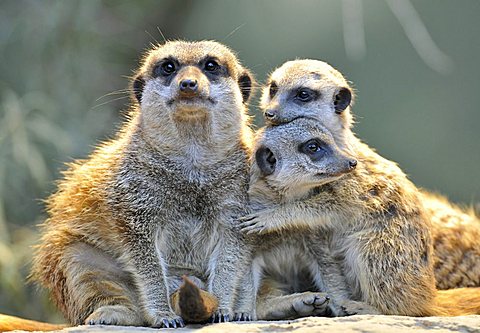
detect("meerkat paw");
top-left (238, 210), bottom-right (278, 234)
top-left (85, 305), bottom-right (144, 326)
top-left (150, 311), bottom-right (185, 328)
top-left (339, 300), bottom-right (381, 315)
top-left (291, 292), bottom-right (334, 317)
top-left (233, 311), bottom-right (254, 321)
top-left (210, 308), bottom-right (232, 323)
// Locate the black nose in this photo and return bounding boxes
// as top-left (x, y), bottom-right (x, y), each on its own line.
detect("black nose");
top-left (264, 110), bottom-right (276, 119)
top-left (349, 159), bottom-right (358, 169)
top-left (179, 79), bottom-right (198, 93)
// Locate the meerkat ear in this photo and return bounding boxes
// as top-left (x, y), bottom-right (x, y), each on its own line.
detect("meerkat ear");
top-left (333, 87), bottom-right (352, 114)
top-left (132, 74), bottom-right (145, 104)
top-left (238, 69), bottom-right (254, 104)
top-left (255, 146), bottom-right (276, 176)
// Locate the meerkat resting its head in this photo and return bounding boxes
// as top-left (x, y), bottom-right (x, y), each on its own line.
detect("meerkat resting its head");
top-left (261, 59), bottom-right (354, 152)
top-left (246, 119), bottom-right (378, 319)
top-left (260, 59), bottom-right (480, 292)
top-left (240, 60), bottom-right (480, 316)
top-left (32, 40), bottom-right (256, 329)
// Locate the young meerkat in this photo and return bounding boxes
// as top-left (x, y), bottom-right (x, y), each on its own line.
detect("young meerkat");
top-left (31, 40), bottom-right (256, 329)
top-left (240, 60), bottom-right (480, 316)
top-left (247, 119), bottom-right (377, 320)
top-left (259, 59), bottom-right (480, 291)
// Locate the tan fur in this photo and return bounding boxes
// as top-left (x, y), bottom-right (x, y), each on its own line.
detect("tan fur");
top-left (421, 191), bottom-right (480, 289)
top-left (30, 40), bottom-right (256, 328)
top-left (241, 60), bottom-right (480, 317)
top-left (0, 314), bottom-right (66, 332)
top-left (170, 276), bottom-right (219, 323)
top-left (260, 59), bottom-right (480, 291)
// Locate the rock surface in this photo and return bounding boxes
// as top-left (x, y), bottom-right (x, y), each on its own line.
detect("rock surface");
top-left (9, 315), bottom-right (480, 333)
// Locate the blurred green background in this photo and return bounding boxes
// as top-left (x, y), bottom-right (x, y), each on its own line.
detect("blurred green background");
top-left (0, 0), bottom-right (479, 323)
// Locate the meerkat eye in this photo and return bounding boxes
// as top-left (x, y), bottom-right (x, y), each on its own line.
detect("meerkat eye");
top-left (296, 89), bottom-right (314, 102)
top-left (204, 59), bottom-right (219, 72)
top-left (269, 82), bottom-right (278, 98)
top-left (157, 60), bottom-right (176, 76)
top-left (300, 139), bottom-right (326, 160)
top-left (307, 142), bottom-right (321, 152)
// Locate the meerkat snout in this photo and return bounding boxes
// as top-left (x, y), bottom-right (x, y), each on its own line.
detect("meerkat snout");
top-left (175, 66), bottom-right (210, 102)
top-left (348, 159), bottom-right (357, 169)
top-left (256, 146), bottom-right (276, 176)
top-left (179, 78), bottom-right (198, 94)
top-left (264, 109), bottom-right (276, 119)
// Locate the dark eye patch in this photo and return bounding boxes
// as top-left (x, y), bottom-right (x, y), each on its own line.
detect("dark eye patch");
top-left (200, 56), bottom-right (228, 80)
top-left (299, 139), bottom-right (328, 161)
top-left (291, 87), bottom-right (318, 104)
top-left (153, 58), bottom-right (179, 78)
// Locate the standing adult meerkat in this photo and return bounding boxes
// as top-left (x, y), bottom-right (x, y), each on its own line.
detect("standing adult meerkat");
top-left (30, 40), bottom-right (256, 329)
top-left (257, 59), bottom-right (480, 290)
top-left (239, 60), bottom-right (480, 316)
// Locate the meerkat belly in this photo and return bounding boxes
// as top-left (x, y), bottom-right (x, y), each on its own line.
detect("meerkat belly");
top-left (156, 214), bottom-right (223, 277)
top-left (257, 238), bottom-right (317, 293)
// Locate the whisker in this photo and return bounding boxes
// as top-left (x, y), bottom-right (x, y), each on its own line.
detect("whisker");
top-left (145, 29), bottom-right (160, 46)
top-left (92, 96), bottom-right (131, 110)
top-left (95, 89), bottom-right (133, 102)
top-left (223, 23), bottom-right (246, 42)
top-left (157, 27), bottom-right (167, 44)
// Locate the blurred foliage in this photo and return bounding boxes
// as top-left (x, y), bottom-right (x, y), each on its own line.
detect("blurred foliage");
top-left (0, 0), bottom-right (479, 323)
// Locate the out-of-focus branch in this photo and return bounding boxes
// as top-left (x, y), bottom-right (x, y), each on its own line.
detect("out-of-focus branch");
top-left (342, 0), bottom-right (366, 61)
top-left (385, 0), bottom-right (453, 74)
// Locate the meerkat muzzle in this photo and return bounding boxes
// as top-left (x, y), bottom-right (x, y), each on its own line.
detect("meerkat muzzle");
top-left (176, 66), bottom-right (208, 100)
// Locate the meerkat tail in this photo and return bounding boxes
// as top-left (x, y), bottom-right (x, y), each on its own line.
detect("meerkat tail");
top-left (0, 314), bottom-right (67, 332)
top-left (432, 287), bottom-right (480, 316)
top-left (170, 276), bottom-right (219, 323)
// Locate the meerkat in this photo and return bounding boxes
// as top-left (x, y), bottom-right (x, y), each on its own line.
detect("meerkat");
top-left (246, 120), bottom-right (378, 320)
top-left (241, 116), bottom-right (480, 316)
top-left (258, 59), bottom-right (480, 290)
top-left (30, 40), bottom-right (256, 329)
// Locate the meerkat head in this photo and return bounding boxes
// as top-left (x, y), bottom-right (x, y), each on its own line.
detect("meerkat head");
top-left (261, 59), bottom-right (354, 150)
top-left (252, 118), bottom-right (357, 198)
top-left (131, 40), bottom-right (253, 149)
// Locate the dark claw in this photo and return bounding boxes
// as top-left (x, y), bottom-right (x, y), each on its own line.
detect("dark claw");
top-left (99, 319), bottom-right (106, 325)
top-left (162, 319), bottom-right (170, 328)
top-left (246, 314), bottom-right (251, 321)
top-left (88, 320), bottom-right (94, 325)
top-left (240, 216), bottom-right (256, 222)
top-left (223, 314), bottom-right (230, 322)
top-left (314, 296), bottom-right (329, 308)
top-left (172, 319), bottom-right (177, 328)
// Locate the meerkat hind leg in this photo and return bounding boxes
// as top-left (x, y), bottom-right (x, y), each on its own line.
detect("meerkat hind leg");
top-left (63, 243), bottom-right (144, 326)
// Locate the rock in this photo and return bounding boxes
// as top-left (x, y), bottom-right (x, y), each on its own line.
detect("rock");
top-left (9, 315), bottom-right (480, 333)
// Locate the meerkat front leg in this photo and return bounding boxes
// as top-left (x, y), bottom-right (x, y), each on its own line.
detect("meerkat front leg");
top-left (239, 198), bottom-right (347, 234)
top-left (125, 228), bottom-right (184, 328)
top-left (233, 263), bottom-right (257, 321)
top-left (208, 227), bottom-right (252, 322)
